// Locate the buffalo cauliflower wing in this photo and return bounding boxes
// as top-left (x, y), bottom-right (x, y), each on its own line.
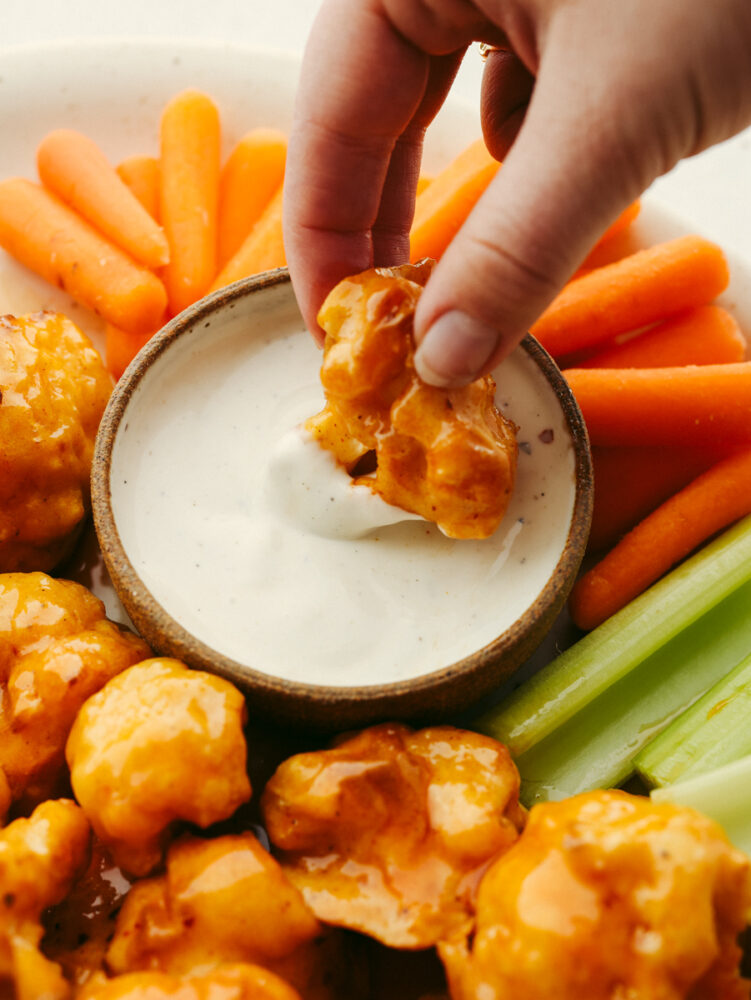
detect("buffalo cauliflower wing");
top-left (307, 261), bottom-right (518, 539)
top-left (262, 723), bottom-right (526, 948)
top-left (0, 798), bottom-right (90, 1000)
top-left (0, 571), bottom-right (150, 814)
top-left (106, 832), bottom-right (357, 1000)
top-left (0, 311), bottom-right (112, 572)
top-left (77, 965), bottom-right (302, 1000)
top-left (66, 658), bottom-right (251, 876)
top-left (439, 789), bottom-right (751, 1000)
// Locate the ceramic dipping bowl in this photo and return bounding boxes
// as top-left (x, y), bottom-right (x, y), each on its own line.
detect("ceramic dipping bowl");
top-left (92, 270), bottom-right (592, 730)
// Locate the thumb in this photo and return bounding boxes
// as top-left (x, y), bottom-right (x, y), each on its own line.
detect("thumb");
top-left (413, 20), bottom-right (673, 386)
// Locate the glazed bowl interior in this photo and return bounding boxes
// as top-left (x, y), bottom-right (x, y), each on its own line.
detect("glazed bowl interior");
top-left (92, 270), bottom-right (592, 729)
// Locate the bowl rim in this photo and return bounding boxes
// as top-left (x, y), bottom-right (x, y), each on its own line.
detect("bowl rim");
top-left (92, 268), bottom-right (592, 717)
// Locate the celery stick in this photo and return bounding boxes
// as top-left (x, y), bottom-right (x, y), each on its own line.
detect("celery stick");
top-left (510, 577), bottom-right (751, 805)
top-left (651, 755), bottom-right (751, 858)
top-left (475, 513), bottom-right (751, 756)
top-left (635, 651), bottom-right (751, 788)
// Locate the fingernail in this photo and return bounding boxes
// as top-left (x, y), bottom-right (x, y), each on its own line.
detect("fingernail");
top-left (414, 310), bottom-right (500, 387)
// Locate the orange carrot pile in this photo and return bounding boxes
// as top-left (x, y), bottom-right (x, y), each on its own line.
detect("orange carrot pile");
top-left (532, 235), bottom-right (730, 357)
top-left (570, 447), bottom-right (751, 630)
top-left (544, 210), bottom-right (751, 628)
top-left (579, 305), bottom-right (745, 369)
top-left (37, 129), bottom-right (169, 269)
top-left (564, 363), bottom-right (751, 448)
top-left (0, 89), bottom-right (298, 376)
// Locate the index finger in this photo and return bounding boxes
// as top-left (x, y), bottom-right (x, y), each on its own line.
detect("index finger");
top-left (283, 0), bottom-right (457, 338)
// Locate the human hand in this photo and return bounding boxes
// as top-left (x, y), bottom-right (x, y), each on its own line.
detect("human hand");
top-left (283, 0), bottom-right (751, 386)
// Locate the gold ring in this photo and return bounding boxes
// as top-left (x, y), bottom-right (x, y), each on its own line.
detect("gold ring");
top-left (478, 42), bottom-right (507, 61)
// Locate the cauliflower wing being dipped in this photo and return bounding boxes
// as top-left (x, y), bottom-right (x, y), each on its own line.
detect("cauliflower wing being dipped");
top-left (261, 723), bottom-right (526, 949)
top-left (105, 832), bottom-right (360, 1000)
top-left (77, 965), bottom-right (303, 1000)
top-left (0, 572), bottom-right (150, 816)
top-left (439, 789), bottom-right (751, 1000)
top-left (307, 261), bottom-right (518, 540)
top-left (0, 312), bottom-right (112, 573)
top-left (0, 798), bottom-right (90, 1000)
top-left (66, 658), bottom-right (252, 876)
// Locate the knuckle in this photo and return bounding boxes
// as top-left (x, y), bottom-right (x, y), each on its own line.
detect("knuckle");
top-left (380, 0), bottom-right (487, 54)
top-left (464, 231), bottom-right (560, 304)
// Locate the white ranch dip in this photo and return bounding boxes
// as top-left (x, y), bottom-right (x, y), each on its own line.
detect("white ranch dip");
top-left (110, 283), bottom-right (577, 687)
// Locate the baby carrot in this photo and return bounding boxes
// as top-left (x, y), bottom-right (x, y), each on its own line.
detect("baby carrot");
top-left (570, 447), bottom-right (751, 630)
top-left (211, 184), bottom-right (285, 291)
top-left (416, 174), bottom-right (433, 195)
top-left (0, 178), bottom-right (167, 334)
top-left (37, 129), bottom-right (169, 269)
top-left (105, 323), bottom-right (159, 380)
top-left (409, 138), bottom-right (500, 262)
top-left (117, 155), bottom-right (161, 221)
top-left (532, 236), bottom-right (729, 357)
top-left (563, 363), bottom-right (751, 448)
top-left (218, 128), bottom-right (287, 267)
top-left (160, 90), bottom-right (221, 315)
top-left (589, 444), bottom-right (724, 553)
top-left (579, 305), bottom-right (746, 369)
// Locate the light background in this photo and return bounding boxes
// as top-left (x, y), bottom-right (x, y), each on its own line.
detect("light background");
top-left (4, 0), bottom-right (751, 262)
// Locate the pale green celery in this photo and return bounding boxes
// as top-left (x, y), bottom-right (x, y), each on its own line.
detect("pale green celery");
top-left (508, 578), bottom-right (751, 806)
top-left (475, 513), bottom-right (751, 757)
top-left (651, 755), bottom-right (751, 858)
top-left (635, 651), bottom-right (751, 788)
